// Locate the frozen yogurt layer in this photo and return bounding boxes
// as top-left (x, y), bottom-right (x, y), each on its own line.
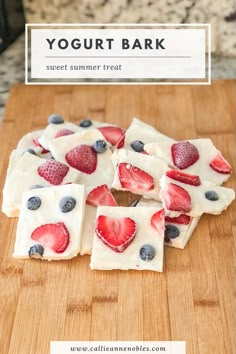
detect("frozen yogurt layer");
top-left (2, 152), bottom-right (80, 217)
top-left (123, 117), bottom-right (174, 152)
top-left (80, 184), bottom-right (117, 255)
top-left (17, 129), bottom-right (51, 158)
top-left (159, 169), bottom-right (235, 218)
top-left (145, 139), bottom-right (232, 185)
top-left (112, 149), bottom-right (168, 200)
top-left (49, 129), bottom-right (115, 188)
top-left (13, 184), bottom-right (85, 260)
top-left (136, 197), bottom-right (200, 249)
top-left (90, 206), bottom-right (165, 272)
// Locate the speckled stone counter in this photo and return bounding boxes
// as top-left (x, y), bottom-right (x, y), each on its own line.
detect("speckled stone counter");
top-left (0, 33), bottom-right (236, 120)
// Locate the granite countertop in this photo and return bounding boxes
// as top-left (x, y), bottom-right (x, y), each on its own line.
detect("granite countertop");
top-left (0, 34), bottom-right (236, 120)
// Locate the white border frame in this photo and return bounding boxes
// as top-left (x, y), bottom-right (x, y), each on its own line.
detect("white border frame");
top-left (25, 23), bottom-right (211, 85)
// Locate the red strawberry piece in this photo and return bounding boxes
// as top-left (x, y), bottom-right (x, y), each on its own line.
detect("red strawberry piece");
top-left (209, 151), bottom-right (232, 174)
top-left (116, 133), bottom-right (125, 149)
top-left (150, 209), bottom-right (165, 235)
top-left (31, 222), bottom-right (70, 253)
top-left (38, 160), bottom-right (69, 185)
top-left (86, 184), bottom-right (117, 207)
top-left (160, 183), bottom-right (191, 213)
top-left (166, 169), bottom-right (201, 186)
top-left (55, 129), bottom-right (75, 138)
top-left (33, 138), bottom-right (50, 154)
top-left (65, 144), bottom-right (97, 174)
top-left (118, 163), bottom-right (154, 194)
top-left (171, 141), bottom-right (199, 169)
top-left (98, 126), bottom-right (125, 146)
top-left (95, 215), bottom-right (136, 252)
top-left (165, 214), bottom-right (191, 225)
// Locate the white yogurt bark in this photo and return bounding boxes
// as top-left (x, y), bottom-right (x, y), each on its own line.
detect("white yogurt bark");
top-left (159, 170), bottom-right (235, 218)
top-left (17, 129), bottom-right (51, 158)
top-left (136, 197), bottom-right (200, 249)
top-left (49, 129), bottom-right (115, 188)
top-left (2, 152), bottom-right (80, 217)
top-left (38, 121), bottom-right (80, 150)
top-left (123, 117), bottom-right (174, 151)
top-left (145, 139), bottom-right (232, 185)
top-left (112, 149), bottom-right (168, 200)
top-left (90, 206), bottom-right (165, 272)
top-left (13, 184), bottom-right (85, 260)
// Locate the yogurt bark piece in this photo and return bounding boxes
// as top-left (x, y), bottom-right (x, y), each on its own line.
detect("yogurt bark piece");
top-left (159, 169), bottom-right (235, 218)
top-left (112, 149), bottom-right (169, 200)
top-left (136, 197), bottom-right (200, 249)
top-left (49, 129), bottom-right (115, 188)
top-left (123, 117), bottom-right (174, 152)
top-left (38, 121), bottom-right (80, 150)
top-left (2, 152), bottom-right (80, 217)
top-left (80, 184), bottom-right (117, 255)
top-left (90, 206), bottom-right (165, 272)
top-left (145, 138), bottom-right (232, 185)
top-left (13, 184), bottom-right (85, 260)
top-left (17, 129), bottom-right (51, 158)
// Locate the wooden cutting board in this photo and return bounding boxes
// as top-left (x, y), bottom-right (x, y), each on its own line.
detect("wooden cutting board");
top-left (0, 81), bottom-right (235, 354)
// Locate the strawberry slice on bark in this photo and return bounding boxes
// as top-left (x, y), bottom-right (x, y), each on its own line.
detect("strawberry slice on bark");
top-left (171, 141), bottom-right (199, 169)
top-left (95, 215), bottom-right (136, 252)
top-left (209, 151), bottom-right (232, 174)
top-left (65, 144), bottom-right (97, 174)
top-left (150, 209), bottom-right (165, 235)
top-left (86, 184), bottom-right (117, 207)
top-left (38, 160), bottom-right (69, 185)
top-left (166, 170), bottom-right (201, 186)
top-left (118, 163), bottom-right (154, 193)
top-left (98, 126), bottom-right (125, 146)
top-left (33, 138), bottom-right (50, 154)
top-left (165, 214), bottom-right (191, 225)
top-left (160, 183), bottom-right (191, 213)
top-left (31, 222), bottom-right (70, 253)
top-left (55, 129), bottom-right (75, 138)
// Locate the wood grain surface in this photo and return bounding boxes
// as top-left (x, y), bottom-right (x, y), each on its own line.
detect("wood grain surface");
top-left (0, 81), bottom-right (235, 354)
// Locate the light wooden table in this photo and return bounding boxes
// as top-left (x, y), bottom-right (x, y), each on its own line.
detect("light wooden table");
top-left (0, 81), bottom-right (235, 354)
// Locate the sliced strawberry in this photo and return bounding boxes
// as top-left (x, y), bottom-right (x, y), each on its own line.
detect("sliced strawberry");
top-left (171, 141), bottom-right (199, 169)
top-left (166, 169), bottom-right (201, 186)
top-left (65, 144), bottom-right (97, 174)
top-left (95, 215), bottom-right (136, 252)
top-left (98, 126), bottom-right (125, 146)
top-left (165, 214), bottom-right (191, 225)
top-left (31, 222), bottom-right (69, 253)
top-left (150, 209), bottom-right (165, 235)
top-left (160, 183), bottom-right (191, 213)
top-left (116, 133), bottom-right (125, 149)
top-left (118, 163), bottom-right (154, 194)
top-left (38, 160), bottom-right (69, 185)
top-left (209, 151), bottom-right (232, 174)
top-left (55, 129), bottom-right (75, 138)
top-left (86, 184), bottom-right (117, 208)
top-left (33, 138), bottom-right (50, 154)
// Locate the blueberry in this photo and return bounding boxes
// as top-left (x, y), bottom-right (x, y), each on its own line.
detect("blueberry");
top-left (27, 196), bottom-right (41, 210)
top-left (48, 114), bottom-right (64, 124)
top-left (128, 198), bottom-right (140, 207)
top-left (22, 148), bottom-right (37, 156)
top-left (205, 190), bottom-right (219, 201)
top-left (29, 244), bottom-right (44, 258)
top-left (79, 119), bottom-right (92, 128)
top-left (59, 196), bottom-right (76, 213)
top-left (131, 140), bottom-right (144, 153)
top-left (93, 140), bottom-right (107, 153)
top-left (140, 244), bottom-right (156, 261)
top-left (31, 185), bottom-right (44, 190)
top-left (165, 224), bottom-right (180, 239)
